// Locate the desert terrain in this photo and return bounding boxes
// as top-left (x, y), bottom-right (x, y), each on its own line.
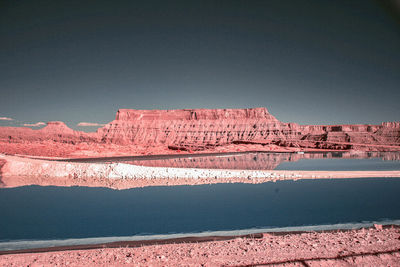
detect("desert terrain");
top-left (1, 108), bottom-right (400, 266)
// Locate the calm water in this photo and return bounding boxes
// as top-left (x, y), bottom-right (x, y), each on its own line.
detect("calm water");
top-left (1, 152), bottom-right (399, 251)
top-left (1, 178), bottom-right (400, 250)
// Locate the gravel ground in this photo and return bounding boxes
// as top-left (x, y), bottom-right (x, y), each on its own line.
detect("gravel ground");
top-left (1, 226), bottom-right (399, 266)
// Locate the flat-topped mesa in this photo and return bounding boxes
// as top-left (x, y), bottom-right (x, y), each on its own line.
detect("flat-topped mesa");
top-left (100, 108), bottom-right (297, 145)
top-left (115, 107), bottom-right (278, 121)
top-left (101, 108), bottom-right (400, 148)
top-left (0, 107), bottom-right (399, 152)
top-left (382, 122), bottom-right (400, 128)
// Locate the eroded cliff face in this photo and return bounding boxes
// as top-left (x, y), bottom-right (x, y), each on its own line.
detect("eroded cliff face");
top-left (296, 123), bottom-right (400, 150)
top-left (98, 108), bottom-right (400, 150)
top-left (98, 108), bottom-right (302, 146)
top-left (0, 108), bottom-right (399, 152)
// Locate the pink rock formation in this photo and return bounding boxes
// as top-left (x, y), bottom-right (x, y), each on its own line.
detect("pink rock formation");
top-left (298, 123), bottom-right (400, 148)
top-left (99, 108), bottom-right (299, 146)
top-left (99, 108), bottom-right (400, 151)
top-left (0, 108), bottom-right (399, 155)
top-left (0, 121), bottom-right (98, 144)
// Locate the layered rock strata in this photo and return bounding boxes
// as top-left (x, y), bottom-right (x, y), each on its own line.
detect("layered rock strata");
top-left (0, 108), bottom-right (399, 151)
top-left (98, 108), bottom-right (300, 146)
top-left (99, 108), bottom-right (400, 150)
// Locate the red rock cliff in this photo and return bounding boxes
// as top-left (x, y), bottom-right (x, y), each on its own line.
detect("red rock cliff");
top-left (98, 108), bottom-right (301, 146)
top-left (115, 108), bottom-right (276, 120)
top-left (98, 108), bottom-right (400, 150)
top-left (297, 122), bottom-right (400, 149)
top-left (0, 108), bottom-right (399, 151)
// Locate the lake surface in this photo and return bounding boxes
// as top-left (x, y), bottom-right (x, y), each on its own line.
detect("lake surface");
top-left (1, 152), bottom-right (399, 251)
top-left (1, 178), bottom-right (400, 251)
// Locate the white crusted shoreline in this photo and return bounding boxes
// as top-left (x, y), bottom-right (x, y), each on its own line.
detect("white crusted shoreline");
top-left (1, 154), bottom-right (400, 183)
top-left (1, 154), bottom-right (276, 180)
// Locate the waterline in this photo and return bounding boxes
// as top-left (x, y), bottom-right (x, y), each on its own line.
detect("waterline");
top-left (1, 220), bottom-right (399, 252)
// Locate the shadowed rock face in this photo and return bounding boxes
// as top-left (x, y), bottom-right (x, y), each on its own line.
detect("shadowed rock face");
top-left (297, 123), bottom-right (400, 150)
top-left (99, 108), bottom-right (400, 150)
top-left (0, 108), bottom-right (399, 151)
top-left (99, 108), bottom-right (300, 146)
top-left (114, 108), bottom-right (275, 120)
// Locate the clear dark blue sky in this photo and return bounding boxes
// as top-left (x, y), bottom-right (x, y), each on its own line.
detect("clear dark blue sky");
top-left (0, 0), bottom-right (399, 129)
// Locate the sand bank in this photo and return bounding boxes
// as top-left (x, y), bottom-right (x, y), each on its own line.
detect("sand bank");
top-left (1, 226), bottom-right (399, 266)
top-left (1, 154), bottom-right (399, 189)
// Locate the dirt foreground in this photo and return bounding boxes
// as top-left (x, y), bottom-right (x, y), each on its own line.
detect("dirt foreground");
top-left (1, 226), bottom-right (399, 266)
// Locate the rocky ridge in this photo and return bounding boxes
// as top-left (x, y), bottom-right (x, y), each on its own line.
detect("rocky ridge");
top-left (0, 108), bottom-right (399, 151)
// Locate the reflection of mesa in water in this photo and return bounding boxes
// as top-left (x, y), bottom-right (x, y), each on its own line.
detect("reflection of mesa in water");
top-left (1, 152), bottom-right (400, 190)
top-left (120, 151), bottom-right (400, 170)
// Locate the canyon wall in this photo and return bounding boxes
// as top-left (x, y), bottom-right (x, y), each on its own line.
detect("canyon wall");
top-left (98, 108), bottom-right (301, 147)
top-left (98, 108), bottom-right (400, 150)
top-left (296, 123), bottom-right (400, 150)
top-left (0, 108), bottom-right (399, 151)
